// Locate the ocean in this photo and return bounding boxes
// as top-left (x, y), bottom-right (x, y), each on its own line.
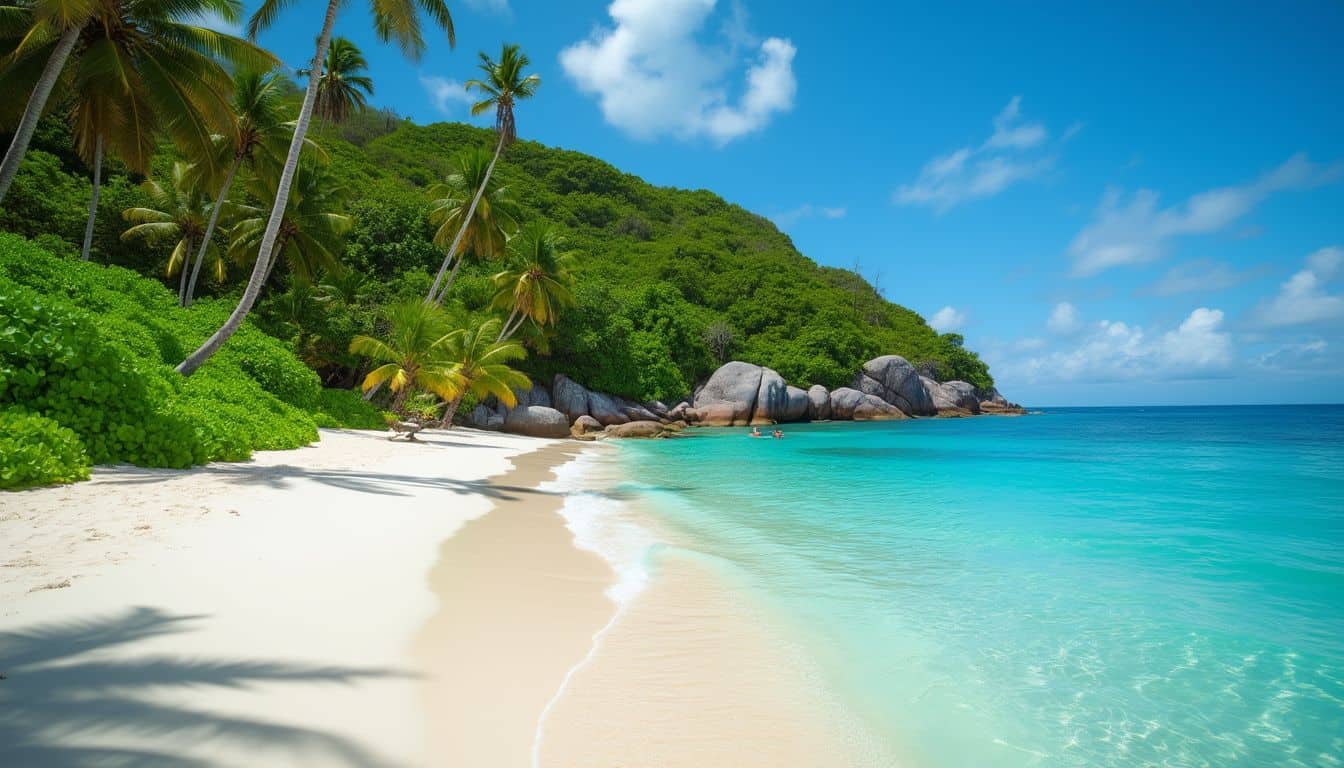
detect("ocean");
top-left (556, 406), bottom-right (1344, 766)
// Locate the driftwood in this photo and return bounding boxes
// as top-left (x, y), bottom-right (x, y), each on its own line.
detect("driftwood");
top-left (386, 420), bottom-right (424, 441)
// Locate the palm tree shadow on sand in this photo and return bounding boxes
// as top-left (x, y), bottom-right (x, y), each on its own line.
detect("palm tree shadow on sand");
top-left (0, 606), bottom-right (405, 767)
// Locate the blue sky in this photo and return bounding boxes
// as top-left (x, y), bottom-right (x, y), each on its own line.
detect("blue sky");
top-left (237, 0), bottom-right (1343, 405)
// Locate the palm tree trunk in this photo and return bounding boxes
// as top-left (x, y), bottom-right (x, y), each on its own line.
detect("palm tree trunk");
top-left (177, 237), bottom-right (193, 303)
top-left (185, 153), bottom-right (242, 307)
top-left (262, 237), bottom-right (284, 287)
top-left (442, 393), bottom-right (464, 429)
top-left (426, 129), bottom-right (506, 304)
top-left (390, 385), bottom-right (411, 416)
top-left (175, 0), bottom-right (339, 376)
top-left (80, 135), bottom-right (103, 262)
top-left (0, 26), bottom-right (80, 205)
top-left (497, 306), bottom-right (519, 341)
top-left (432, 250), bottom-right (467, 305)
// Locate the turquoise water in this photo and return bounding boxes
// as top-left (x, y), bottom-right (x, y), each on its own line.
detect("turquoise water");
top-left (610, 406), bottom-right (1344, 766)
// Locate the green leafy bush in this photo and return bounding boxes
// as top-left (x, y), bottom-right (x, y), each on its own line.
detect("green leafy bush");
top-left (0, 409), bottom-right (91, 489)
top-left (0, 234), bottom-right (333, 487)
top-left (313, 387), bottom-right (386, 429)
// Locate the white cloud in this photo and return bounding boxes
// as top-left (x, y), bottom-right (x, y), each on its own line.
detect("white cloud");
top-left (1144, 259), bottom-right (1258, 296)
top-left (1010, 308), bottom-right (1233, 383)
top-left (769, 203), bottom-right (846, 228)
top-left (929, 306), bottom-right (967, 333)
top-left (419, 75), bottom-right (475, 115)
top-left (1047, 301), bottom-right (1080, 334)
top-left (1252, 246), bottom-right (1344, 328)
top-left (559, 0), bottom-right (796, 144)
top-left (895, 96), bottom-right (1056, 210)
top-left (986, 96), bottom-right (1047, 150)
top-left (1070, 154), bottom-right (1342, 276)
top-left (1257, 340), bottom-right (1331, 373)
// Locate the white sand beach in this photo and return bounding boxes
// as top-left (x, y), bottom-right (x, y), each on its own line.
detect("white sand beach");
top-left (0, 428), bottom-right (572, 766)
top-left (1, 427), bottom-right (886, 767)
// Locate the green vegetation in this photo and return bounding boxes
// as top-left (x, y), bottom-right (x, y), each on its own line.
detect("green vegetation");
top-left (0, 234), bottom-right (381, 475)
top-left (0, 409), bottom-right (90, 489)
top-left (3, 15), bottom-right (993, 489)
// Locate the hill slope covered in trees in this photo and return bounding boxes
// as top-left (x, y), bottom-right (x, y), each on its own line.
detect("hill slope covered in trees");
top-left (2, 114), bottom-right (991, 404)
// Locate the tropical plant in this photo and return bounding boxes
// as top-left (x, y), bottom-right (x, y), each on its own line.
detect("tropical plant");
top-left (425, 43), bottom-right (538, 303)
top-left (348, 299), bottom-right (462, 414)
top-left (183, 69), bottom-right (297, 306)
top-left (226, 161), bottom-right (352, 286)
top-left (490, 221), bottom-right (576, 341)
top-left (120, 161), bottom-right (214, 304)
top-left (317, 267), bottom-right (373, 305)
top-left (438, 317), bottom-right (530, 427)
top-left (299, 37), bottom-right (373, 126)
top-left (176, 0), bottom-right (454, 375)
top-left (702, 320), bottom-right (736, 365)
top-left (425, 146), bottom-right (520, 303)
top-left (0, 0), bottom-right (275, 262)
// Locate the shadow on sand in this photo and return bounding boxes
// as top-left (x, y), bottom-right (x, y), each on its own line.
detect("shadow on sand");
top-left (0, 606), bottom-right (404, 767)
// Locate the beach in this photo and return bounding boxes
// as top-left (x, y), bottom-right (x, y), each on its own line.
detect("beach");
top-left (1, 427), bottom-right (576, 766)
top-left (0, 426), bottom-right (867, 766)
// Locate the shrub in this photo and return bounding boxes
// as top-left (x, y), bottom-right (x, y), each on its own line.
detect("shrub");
top-left (0, 234), bottom-right (325, 487)
top-left (313, 387), bottom-right (386, 429)
top-left (0, 409), bottom-right (91, 489)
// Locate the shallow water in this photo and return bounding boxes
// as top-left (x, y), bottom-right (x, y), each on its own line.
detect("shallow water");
top-left (591, 406), bottom-right (1344, 766)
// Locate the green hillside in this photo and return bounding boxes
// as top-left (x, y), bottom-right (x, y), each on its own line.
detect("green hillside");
top-left (1, 114), bottom-right (990, 405)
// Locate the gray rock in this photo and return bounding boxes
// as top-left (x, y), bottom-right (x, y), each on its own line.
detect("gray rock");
top-left (692, 361), bottom-right (764, 426)
top-left (551, 375), bottom-right (591, 421)
top-left (604, 420), bottom-right (668, 438)
top-left (587, 391), bottom-right (631, 426)
top-left (619, 398), bottom-right (661, 423)
top-left (502, 406), bottom-right (570, 438)
top-left (666, 401), bottom-right (691, 422)
top-left (751, 367), bottom-right (789, 424)
top-left (462, 403), bottom-right (504, 430)
top-left (854, 355), bottom-right (936, 416)
top-left (643, 400), bottom-right (670, 419)
top-left (922, 376), bottom-right (980, 416)
top-left (829, 387), bottom-right (906, 421)
top-left (571, 414), bottom-right (603, 436)
top-left (806, 385), bottom-right (831, 421)
top-left (783, 385), bottom-right (810, 422)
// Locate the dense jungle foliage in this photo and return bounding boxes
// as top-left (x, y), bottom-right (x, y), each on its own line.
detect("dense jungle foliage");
top-left (1, 111), bottom-right (992, 407)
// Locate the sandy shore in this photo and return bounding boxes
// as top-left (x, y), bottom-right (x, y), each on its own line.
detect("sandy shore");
top-left (1, 426), bottom-right (892, 766)
top-left (0, 427), bottom-right (569, 766)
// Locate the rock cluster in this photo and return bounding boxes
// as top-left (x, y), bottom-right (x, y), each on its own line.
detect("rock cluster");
top-left (458, 355), bottom-right (1021, 439)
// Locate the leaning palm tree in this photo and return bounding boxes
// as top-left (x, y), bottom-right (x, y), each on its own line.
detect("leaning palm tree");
top-left (226, 161), bottom-right (352, 287)
top-left (121, 162), bottom-right (215, 304)
top-left (0, 0), bottom-right (97, 203)
top-left (425, 43), bottom-right (538, 304)
top-left (349, 300), bottom-right (463, 414)
top-left (490, 221), bottom-right (576, 341)
top-left (425, 146), bottom-right (521, 303)
top-left (177, 0), bottom-right (454, 376)
top-left (299, 37), bottom-right (373, 126)
top-left (439, 317), bottom-right (530, 427)
top-left (0, 0), bottom-right (275, 259)
top-left (182, 69), bottom-right (299, 307)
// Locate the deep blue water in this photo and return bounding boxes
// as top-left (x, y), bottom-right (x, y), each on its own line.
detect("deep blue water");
top-left (612, 406), bottom-right (1344, 766)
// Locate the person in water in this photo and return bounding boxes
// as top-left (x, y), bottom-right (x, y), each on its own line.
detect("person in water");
top-left (772, 429), bottom-right (783, 438)
top-left (750, 427), bottom-right (762, 437)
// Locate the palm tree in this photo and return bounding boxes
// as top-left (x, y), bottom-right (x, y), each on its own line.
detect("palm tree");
top-left (0, 0), bottom-right (275, 260)
top-left (318, 267), bottom-right (373, 305)
top-left (176, 0), bottom-right (454, 376)
top-left (348, 300), bottom-right (463, 415)
top-left (490, 221), bottom-right (576, 341)
top-left (425, 43), bottom-right (538, 304)
top-left (226, 161), bottom-right (352, 287)
top-left (439, 317), bottom-right (530, 428)
top-left (0, 0), bottom-right (97, 203)
top-left (183, 69), bottom-right (296, 307)
top-left (120, 162), bottom-right (215, 304)
top-left (425, 146), bottom-right (520, 303)
top-left (299, 37), bottom-right (373, 126)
